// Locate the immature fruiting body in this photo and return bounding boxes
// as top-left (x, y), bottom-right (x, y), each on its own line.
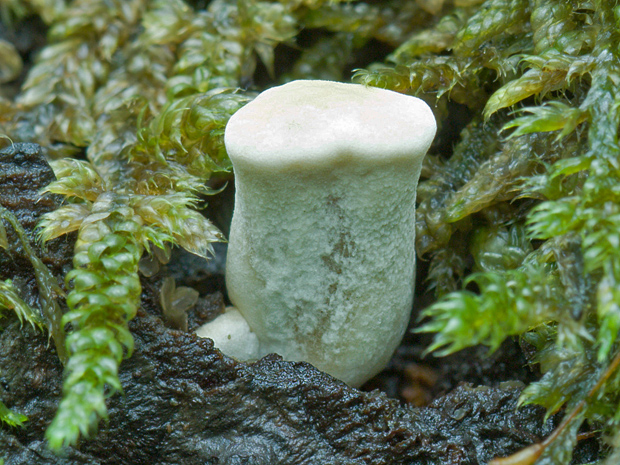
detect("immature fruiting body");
top-left (198, 80), bottom-right (436, 386)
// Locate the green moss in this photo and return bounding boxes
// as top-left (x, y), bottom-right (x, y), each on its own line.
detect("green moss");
top-left (2, 0), bottom-right (620, 461)
top-left (366, 0), bottom-right (620, 462)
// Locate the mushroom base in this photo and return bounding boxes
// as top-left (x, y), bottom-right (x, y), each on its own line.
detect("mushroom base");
top-left (221, 160), bottom-right (421, 387)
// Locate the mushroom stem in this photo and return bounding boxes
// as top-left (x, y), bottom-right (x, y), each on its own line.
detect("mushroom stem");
top-left (197, 80), bottom-right (436, 387)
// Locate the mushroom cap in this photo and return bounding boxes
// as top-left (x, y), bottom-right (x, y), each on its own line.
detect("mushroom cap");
top-left (225, 80), bottom-right (436, 170)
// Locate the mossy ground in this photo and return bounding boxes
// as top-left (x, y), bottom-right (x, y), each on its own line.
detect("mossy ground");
top-left (1, 1), bottom-right (620, 463)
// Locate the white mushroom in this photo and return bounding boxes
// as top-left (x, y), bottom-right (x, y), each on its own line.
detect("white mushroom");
top-left (197, 80), bottom-right (436, 387)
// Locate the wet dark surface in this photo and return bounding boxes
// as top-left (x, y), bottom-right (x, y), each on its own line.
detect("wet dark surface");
top-left (1, 313), bottom-right (555, 465)
top-left (0, 143), bottom-right (75, 307)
